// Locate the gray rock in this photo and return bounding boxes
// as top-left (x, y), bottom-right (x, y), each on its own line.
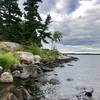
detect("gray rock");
top-left (0, 66), bottom-right (3, 74)
top-left (11, 64), bottom-right (23, 72)
top-left (0, 42), bottom-right (23, 51)
top-left (41, 67), bottom-right (53, 72)
top-left (0, 84), bottom-right (32, 100)
top-left (49, 78), bottom-right (60, 85)
top-left (16, 51), bottom-right (41, 64)
top-left (66, 78), bottom-right (73, 82)
top-left (20, 72), bottom-right (30, 79)
top-left (12, 70), bottom-right (21, 78)
top-left (0, 72), bottom-right (13, 83)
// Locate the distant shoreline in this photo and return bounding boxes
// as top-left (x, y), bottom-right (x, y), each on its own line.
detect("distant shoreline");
top-left (63, 53), bottom-right (100, 55)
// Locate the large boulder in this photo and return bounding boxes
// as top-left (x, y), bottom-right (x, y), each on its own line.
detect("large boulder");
top-left (11, 64), bottom-right (43, 79)
top-left (16, 51), bottom-right (41, 64)
top-left (0, 72), bottom-right (13, 83)
top-left (0, 84), bottom-right (32, 100)
top-left (0, 42), bottom-right (23, 51)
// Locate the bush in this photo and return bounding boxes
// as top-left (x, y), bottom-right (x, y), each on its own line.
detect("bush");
top-left (26, 43), bottom-right (40, 55)
top-left (40, 49), bottom-right (59, 60)
top-left (25, 43), bottom-right (59, 61)
top-left (0, 52), bottom-right (20, 69)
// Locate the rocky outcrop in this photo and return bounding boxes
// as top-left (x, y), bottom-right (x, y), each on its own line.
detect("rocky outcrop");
top-left (48, 78), bottom-right (60, 85)
top-left (0, 72), bottom-right (13, 83)
top-left (0, 84), bottom-right (32, 100)
top-left (0, 42), bottom-right (23, 51)
top-left (11, 64), bottom-right (43, 79)
top-left (16, 51), bottom-right (41, 64)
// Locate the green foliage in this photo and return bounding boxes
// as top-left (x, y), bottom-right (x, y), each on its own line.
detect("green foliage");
top-left (40, 49), bottom-right (59, 60)
top-left (23, 0), bottom-right (52, 46)
top-left (0, 52), bottom-right (20, 69)
top-left (26, 43), bottom-right (41, 55)
top-left (0, 0), bottom-right (22, 26)
top-left (25, 44), bottom-right (59, 61)
top-left (51, 31), bottom-right (63, 50)
top-left (52, 31), bottom-right (62, 42)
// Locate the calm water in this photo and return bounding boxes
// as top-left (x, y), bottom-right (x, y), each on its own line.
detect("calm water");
top-left (41, 55), bottom-right (100, 100)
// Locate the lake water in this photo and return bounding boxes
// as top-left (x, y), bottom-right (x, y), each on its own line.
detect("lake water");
top-left (40, 55), bottom-right (100, 100)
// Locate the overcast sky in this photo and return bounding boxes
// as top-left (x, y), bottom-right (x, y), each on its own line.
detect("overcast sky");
top-left (19, 0), bottom-right (100, 53)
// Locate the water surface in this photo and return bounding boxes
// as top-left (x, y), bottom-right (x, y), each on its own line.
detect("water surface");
top-left (41, 55), bottom-right (100, 100)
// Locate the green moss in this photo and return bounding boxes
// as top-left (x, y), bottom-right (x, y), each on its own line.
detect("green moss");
top-left (0, 52), bottom-right (20, 69)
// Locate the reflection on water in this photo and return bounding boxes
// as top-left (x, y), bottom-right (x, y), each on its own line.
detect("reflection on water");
top-left (40, 55), bottom-right (100, 100)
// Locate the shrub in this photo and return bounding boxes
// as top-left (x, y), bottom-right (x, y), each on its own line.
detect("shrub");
top-left (25, 43), bottom-right (59, 61)
top-left (40, 49), bottom-right (59, 60)
top-left (26, 43), bottom-right (40, 55)
top-left (0, 52), bottom-right (20, 69)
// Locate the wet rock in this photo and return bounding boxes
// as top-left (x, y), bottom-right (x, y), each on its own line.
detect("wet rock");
top-left (0, 72), bottom-right (13, 83)
top-left (12, 70), bottom-right (21, 78)
top-left (66, 78), bottom-right (73, 82)
top-left (49, 78), bottom-right (60, 85)
top-left (41, 67), bottom-right (53, 72)
top-left (59, 64), bottom-right (65, 67)
top-left (67, 64), bottom-right (73, 66)
top-left (54, 73), bottom-right (58, 76)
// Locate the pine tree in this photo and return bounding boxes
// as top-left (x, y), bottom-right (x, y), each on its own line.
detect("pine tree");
top-left (23, 0), bottom-right (52, 46)
top-left (0, 0), bottom-right (22, 26)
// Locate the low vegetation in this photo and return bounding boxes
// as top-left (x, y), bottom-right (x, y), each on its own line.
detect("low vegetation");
top-left (0, 52), bottom-right (20, 69)
top-left (26, 43), bottom-right (59, 61)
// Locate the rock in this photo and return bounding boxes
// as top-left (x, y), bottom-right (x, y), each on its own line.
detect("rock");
top-left (16, 51), bottom-right (35, 64)
top-left (0, 72), bottom-right (13, 83)
top-left (49, 78), bottom-right (60, 85)
top-left (22, 88), bottom-right (32, 100)
top-left (0, 42), bottom-right (23, 51)
top-left (11, 64), bottom-right (43, 79)
top-left (59, 64), bottom-right (65, 67)
top-left (0, 84), bottom-right (32, 100)
top-left (12, 70), bottom-right (21, 78)
top-left (67, 64), bottom-right (73, 66)
top-left (34, 55), bottom-right (41, 64)
top-left (20, 72), bottom-right (30, 79)
top-left (11, 64), bottom-right (23, 73)
top-left (66, 78), bottom-right (73, 82)
top-left (41, 67), bottom-right (53, 72)
top-left (0, 66), bottom-right (3, 74)
top-left (16, 51), bottom-right (41, 64)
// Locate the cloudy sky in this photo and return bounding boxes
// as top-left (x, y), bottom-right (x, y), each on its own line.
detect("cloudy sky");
top-left (19, 0), bottom-right (100, 53)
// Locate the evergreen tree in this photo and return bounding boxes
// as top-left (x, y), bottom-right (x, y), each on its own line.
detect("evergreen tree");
top-left (23, 0), bottom-right (52, 46)
top-left (0, 0), bottom-right (22, 26)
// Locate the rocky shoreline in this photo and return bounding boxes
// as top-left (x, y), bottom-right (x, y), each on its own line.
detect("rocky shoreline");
top-left (0, 55), bottom-right (78, 100)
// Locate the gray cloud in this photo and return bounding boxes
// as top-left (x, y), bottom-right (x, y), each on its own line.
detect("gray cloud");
top-left (39, 0), bottom-right (57, 14)
top-left (18, 0), bottom-right (100, 49)
top-left (65, 0), bottom-right (80, 14)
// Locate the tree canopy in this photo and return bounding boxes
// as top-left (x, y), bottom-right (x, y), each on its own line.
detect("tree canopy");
top-left (0, 0), bottom-right (62, 47)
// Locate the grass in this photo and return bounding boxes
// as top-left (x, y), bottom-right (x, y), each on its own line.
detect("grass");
top-left (25, 43), bottom-right (59, 61)
top-left (0, 43), bottom-right (59, 70)
top-left (39, 49), bottom-right (59, 60)
top-left (0, 52), bottom-right (20, 69)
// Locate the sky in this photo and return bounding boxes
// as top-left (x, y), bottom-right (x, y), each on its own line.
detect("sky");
top-left (19, 0), bottom-right (100, 53)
